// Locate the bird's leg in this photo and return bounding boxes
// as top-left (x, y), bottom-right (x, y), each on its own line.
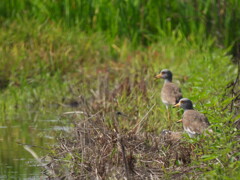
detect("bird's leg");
top-left (177, 111), bottom-right (181, 119)
top-left (166, 105), bottom-right (172, 127)
top-left (176, 119), bottom-right (182, 123)
top-left (168, 108), bottom-right (171, 122)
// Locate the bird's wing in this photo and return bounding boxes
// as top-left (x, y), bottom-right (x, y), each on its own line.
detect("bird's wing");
top-left (169, 83), bottom-right (182, 103)
top-left (161, 82), bottom-right (182, 105)
top-left (184, 110), bottom-right (210, 134)
top-left (172, 84), bottom-right (182, 103)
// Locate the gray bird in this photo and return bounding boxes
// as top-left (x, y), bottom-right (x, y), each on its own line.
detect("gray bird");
top-left (155, 69), bottom-right (182, 121)
top-left (174, 98), bottom-right (212, 137)
top-left (155, 69), bottom-right (182, 106)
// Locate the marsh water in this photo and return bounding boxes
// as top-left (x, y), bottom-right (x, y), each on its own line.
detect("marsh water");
top-left (0, 105), bottom-right (71, 179)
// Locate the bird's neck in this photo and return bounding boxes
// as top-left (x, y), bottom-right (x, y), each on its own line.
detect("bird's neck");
top-left (183, 108), bottom-right (194, 112)
top-left (164, 79), bottom-right (172, 83)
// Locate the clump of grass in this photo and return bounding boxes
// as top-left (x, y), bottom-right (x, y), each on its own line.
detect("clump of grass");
top-left (45, 77), bottom-right (194, 179)
top-left (0, 20), bottom-right (114, 87)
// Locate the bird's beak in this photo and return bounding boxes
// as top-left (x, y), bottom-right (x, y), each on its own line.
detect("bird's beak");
top-left (154, 73), bottom-right (162, 79)
top-left (176, 119), bottom-right (182, 123)
top-left (174, 102), bottom-right (180, 108)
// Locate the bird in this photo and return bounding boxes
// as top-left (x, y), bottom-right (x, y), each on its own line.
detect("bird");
top-left (174, 98), bottom-right (212, 138)
top-left (161, 129), bottom-right (182, 143)
top-left (155, 69), bottom-right (182, 121)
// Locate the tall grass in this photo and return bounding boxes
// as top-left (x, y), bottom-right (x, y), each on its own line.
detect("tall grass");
top-left (1, 0), bottom-right (240, 52)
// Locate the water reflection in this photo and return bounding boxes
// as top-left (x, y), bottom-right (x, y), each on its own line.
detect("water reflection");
top-left (0, 106), bottom-right (71, 179)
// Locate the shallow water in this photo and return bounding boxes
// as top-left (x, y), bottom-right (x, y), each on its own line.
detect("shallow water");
top-left (0, 106), bottom-right (71, 179)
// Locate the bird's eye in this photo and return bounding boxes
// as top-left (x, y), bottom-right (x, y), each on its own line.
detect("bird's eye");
top-left (161, 72), bottom-right (166, 74)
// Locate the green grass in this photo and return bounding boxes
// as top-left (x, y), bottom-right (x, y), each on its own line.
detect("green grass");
top-left (1, 0), bottom-right (240, 52)
top-left (0, 14), bottom-right (239, 179)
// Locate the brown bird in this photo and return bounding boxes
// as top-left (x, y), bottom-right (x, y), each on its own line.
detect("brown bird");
top-left (174, 98), bottom-right (212, 138)
top-left (161, 129), bottom-right (182, 142)
top-left (155, 69), bottom-right (182, 106)
top-left (155, 69), bottom-right (182, 120)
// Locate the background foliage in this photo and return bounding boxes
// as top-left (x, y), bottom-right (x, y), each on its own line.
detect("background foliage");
top-left (0, 0), bottom-right (239, 179)
top-left (1, 0), bottom-right (240, 54)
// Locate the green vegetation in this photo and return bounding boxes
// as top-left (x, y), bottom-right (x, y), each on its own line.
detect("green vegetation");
top-left (0, 0), bottom-right (239, 179)
top-left (1, 0), bottom-right (240, 52)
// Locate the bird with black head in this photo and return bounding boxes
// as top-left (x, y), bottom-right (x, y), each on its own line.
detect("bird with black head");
top-left (174, 98), bottom-right (212, 138)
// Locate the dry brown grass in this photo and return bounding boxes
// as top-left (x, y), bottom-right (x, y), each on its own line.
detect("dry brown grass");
top-left (46, 116), bottom-right (196, 179)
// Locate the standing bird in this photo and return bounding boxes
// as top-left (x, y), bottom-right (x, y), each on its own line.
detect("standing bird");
top-left (174, 98), bottom-right (212, 138)
top-left (155, 69), bottom-right (182, 121)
